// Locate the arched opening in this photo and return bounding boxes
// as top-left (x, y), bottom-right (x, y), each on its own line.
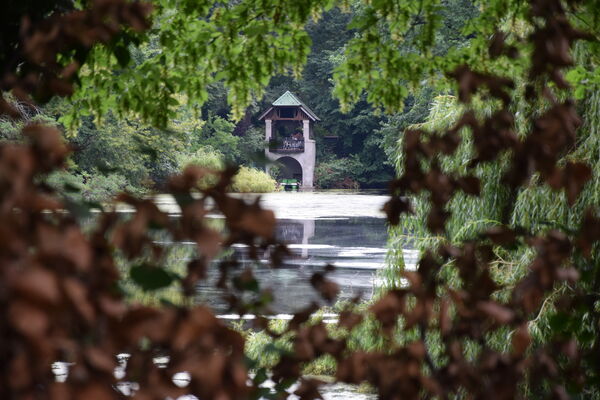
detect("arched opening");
top-left (276, 156), bottom-right (303, 183)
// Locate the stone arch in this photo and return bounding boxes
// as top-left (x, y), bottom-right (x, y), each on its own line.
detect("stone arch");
top-left (276, 156), bottom-right (303, 182)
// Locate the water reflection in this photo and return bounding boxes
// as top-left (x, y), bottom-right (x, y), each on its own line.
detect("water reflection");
top-left (196, 216), bottom-right (389, 314)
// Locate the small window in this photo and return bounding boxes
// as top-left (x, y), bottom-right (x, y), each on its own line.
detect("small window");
top-left (279, 107), bottom-right (296, 118)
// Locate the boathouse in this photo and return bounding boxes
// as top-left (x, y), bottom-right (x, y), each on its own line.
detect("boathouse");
top-left (258, 91), bottom-right (319, 188)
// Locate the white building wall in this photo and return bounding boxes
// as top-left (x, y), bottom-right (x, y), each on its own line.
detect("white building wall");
top-left (264, 119), bottom-right (316, 189)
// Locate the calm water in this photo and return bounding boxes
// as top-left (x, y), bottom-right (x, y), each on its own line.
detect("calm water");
top-left (152, 191), bottom-right (417, 314)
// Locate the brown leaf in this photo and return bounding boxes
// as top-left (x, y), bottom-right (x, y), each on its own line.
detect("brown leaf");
top-left (12, 267), bottom-right (61, 306)
top-left (338, 311), bottom-right (363, 330)
top-left (426, 207), bottom-right (450, 234)
top-left (237, 206), bottom-right (276, 239)
top-left (456, 175), bottom-right (481, 196)
top-left (310, 272), bottom-right (339, 302)
top-left (382, 195), bottom-right (411, 225)
top-left (485, 226), bottom-right (519, 245)
top-left (85, 347), bottom-right (116, 373)
top-left (63, 277), bottom-right (96, 324)
top-left (288, 303), bottom-right (319, 331)
top-left (336, 352), bottom-right (369, 383)
top-left (512, 324), bottom-right (531, 356)
top-left (563, 161), bottom-right (592, 205)
top-left (439, 298), bottom-right (451, 336)
top-left (8, 353), bottom-right (31, 390)
top-left (477, 301), bottom-right (515, 324)
top-left (37, 224), bottom-right (92, 271)
top-left (294, 377), bottom-right (325, 400)
top-left (369, 290), bottom-right (406, 332)
top-left (74, 383), bottom-right (114, 400)
top-left (9, 300), bottom-right (48, 338)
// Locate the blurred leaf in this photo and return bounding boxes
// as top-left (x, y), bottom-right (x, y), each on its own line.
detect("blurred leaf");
top-left (130, 264), bottom-right (174, 291)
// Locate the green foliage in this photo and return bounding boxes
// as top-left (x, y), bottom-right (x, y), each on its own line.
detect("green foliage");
top-left (193, 115), bottom-right (240, 163)
top-left (69, 112), bottom-right (185, 190)
top-left (383, 27), bottom-right (600, 394)
top-left (231, 166), bottom-right (277, 193)
top-left (176, 146), bottom-right (225, 188)
top-left (118, 244), bottom-right (193, 307)
top-left (377, 88), bottom-right (436, 163)
top-left (130, 263), bottom-right (175, 291)
top-left (57, 0), bottom-right (484, 190)
top-left (177, 149), bottom-right (276, 193)
top-left (244, 319), bottom-right (292, 370)
top-left (177, 146), bottom-right (225, 171)
top-left (236, 127), bottom-right (267, 166)
top-left (68, 0), bottom-right (337, 125)
top-left (332, 0), bottom-right (479, 113)
top-left (262, 7), bottom-right (395, 188)
top-left (46, 170), bottom-right (143, 203)
top-left (315, 156), bottom-right (362, 189)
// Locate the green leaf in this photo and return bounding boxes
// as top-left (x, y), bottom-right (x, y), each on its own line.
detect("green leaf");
top-left (253, 368), bottom-right (268, 385)
top-left (548, 312), bottom-right (570, 332)
top-left (233, 273), bottom-right (260, 292)
top-left (244, 24), bottom-right (269, 37)
top-left (130, 264), bottom-right (174, 291)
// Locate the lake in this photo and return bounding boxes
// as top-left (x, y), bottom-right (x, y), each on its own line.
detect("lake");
top-left (57, 190), bottom-right (417, 399)
top-left (151, 191), bottom-right (417, 314)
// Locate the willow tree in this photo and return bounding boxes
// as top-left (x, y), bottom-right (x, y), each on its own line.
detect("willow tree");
top-left (380, 2), bottom-right (600, 398)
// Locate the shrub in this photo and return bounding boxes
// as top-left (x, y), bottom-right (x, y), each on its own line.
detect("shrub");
top-left (177, 146), bottom-right (225, 170)
top-left (176, 146), bottom-right (225, 188)
top-left (231, 166), bottom-right (277, 193)
top-left (46, 170), bottom-right (143, 203)
top-left (315, 157), bottom-right (362, 189)
top-left (177, 148), bottom-right (276, 193)
top-left (267, 164), bottom-right (281, 180)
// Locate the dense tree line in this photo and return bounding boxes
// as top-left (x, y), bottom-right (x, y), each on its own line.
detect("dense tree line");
top-left (0, 1), bottom-right (481, 192)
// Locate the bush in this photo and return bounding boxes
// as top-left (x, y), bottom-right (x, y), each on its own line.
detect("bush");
top-left (231, 166), bottom-right (277, 193)
top-left (176, 146), bottom-right (225, 188)
top-left (177, 148), bottom-right (276, 193)
top-left (315, 157), bottom-right (362, 189)
top-left (46, 170), bottom-right (143, 203)
top-left (177, 146), bottom-right (225, 170)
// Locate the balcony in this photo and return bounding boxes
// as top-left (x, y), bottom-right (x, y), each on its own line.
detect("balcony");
top-left (269, 138), bottom-right (304, 153)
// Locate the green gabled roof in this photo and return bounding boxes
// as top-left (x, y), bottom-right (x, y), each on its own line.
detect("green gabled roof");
top-left (273, 91), bottom-right (303, 106)
top-left (271, 91), bottom-right (320, 121)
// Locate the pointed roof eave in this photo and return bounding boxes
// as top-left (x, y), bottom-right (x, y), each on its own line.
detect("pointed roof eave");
top-left (258, 106), bottom-right (274, 121)
top-left (299, 106), bottom-right (319, 122)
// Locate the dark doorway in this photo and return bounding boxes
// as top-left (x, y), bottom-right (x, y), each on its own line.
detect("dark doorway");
top-left (277, 157), bottom-right (303, 182)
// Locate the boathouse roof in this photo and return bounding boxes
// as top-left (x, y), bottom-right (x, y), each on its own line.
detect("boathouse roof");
top-left (258, 91), bottom-right (320, 121)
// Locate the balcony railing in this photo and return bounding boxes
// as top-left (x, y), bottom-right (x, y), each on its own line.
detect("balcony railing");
top-left (269, 138), bottom-right (304, 153)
